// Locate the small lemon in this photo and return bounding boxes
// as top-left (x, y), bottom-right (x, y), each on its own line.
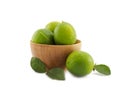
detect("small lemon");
top-left (54, 21), bottom-right (76, 45)
top-left (31, 29), bottom-right (54, 44)
top-left (66, 51), bottom-right (94, 76)
top-left (45, 21), bottom-right (60, 32)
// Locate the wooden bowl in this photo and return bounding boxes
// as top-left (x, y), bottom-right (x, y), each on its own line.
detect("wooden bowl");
top-left (30, 40), bottom-right (81, 69)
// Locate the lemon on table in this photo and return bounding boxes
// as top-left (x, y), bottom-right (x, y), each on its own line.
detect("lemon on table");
top-left (66, 51), bottom-right (94, 77)
top-left (46, 21), bottom-right (60, 32)
top-left (31, 29), bottom-right (54, 44)
top-left (54, 21), bottom-right (76, 45)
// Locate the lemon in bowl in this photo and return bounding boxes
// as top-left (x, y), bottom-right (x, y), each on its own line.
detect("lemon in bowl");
top-left (54, 21), bottom-right (76, 45)
top-left (31, 29), bottom-right (54, 44)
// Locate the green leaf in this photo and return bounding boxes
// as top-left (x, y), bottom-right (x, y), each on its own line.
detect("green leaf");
top-left (46, 68), bottom-right (65, 80)
top-left (30, 57), bottom-right (46, 73)
top-left (94, 64), bottom-right (111, 75)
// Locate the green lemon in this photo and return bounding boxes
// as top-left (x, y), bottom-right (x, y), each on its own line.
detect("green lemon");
top-left (54, 21), bottom-right (76, 45)
top-left (31, 29), bottom-right (54, 44)
top-left (45, 21), bottom-right (60, 32)
top-left (66, 51), bottom-right (94, 77)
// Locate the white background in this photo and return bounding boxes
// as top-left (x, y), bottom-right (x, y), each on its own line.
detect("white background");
top-left (0, 0), bottom-right (120, 90)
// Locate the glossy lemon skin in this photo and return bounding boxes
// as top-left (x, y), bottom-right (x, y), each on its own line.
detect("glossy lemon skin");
top-left (66, 51), bottom-right (94, 76)
top-left (54, 22), bottom-right (76, 45)
top-left (31, 29), bottom-right (54, 44)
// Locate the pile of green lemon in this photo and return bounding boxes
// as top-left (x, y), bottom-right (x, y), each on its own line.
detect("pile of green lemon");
top-left (31, 21), bottom-right (76, 45)
top-left (30, 21), bottom-right (111, 80)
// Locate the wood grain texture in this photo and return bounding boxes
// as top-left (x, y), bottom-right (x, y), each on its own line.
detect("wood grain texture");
top-left (30, 40), bottom-right (81, 69)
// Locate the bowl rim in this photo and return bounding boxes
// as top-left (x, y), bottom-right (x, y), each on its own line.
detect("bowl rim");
top-left (30, 39), bottom-right (81, 47)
